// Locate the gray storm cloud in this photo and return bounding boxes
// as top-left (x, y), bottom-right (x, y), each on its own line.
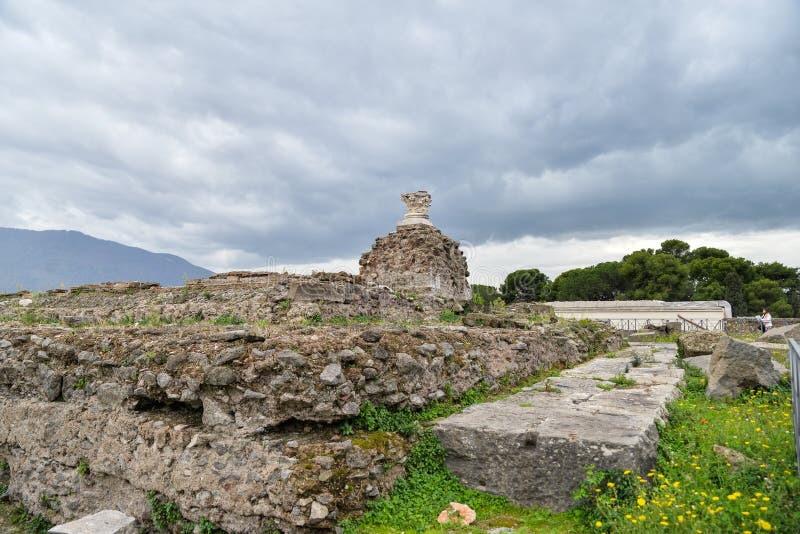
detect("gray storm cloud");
top-left (0, 1), bottom-right (798, 270)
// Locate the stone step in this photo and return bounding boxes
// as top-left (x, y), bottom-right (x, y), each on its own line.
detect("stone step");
top-left (433, 345), bottom-right (684, 512)
top-left (49, 510), bottom-right (136, 534)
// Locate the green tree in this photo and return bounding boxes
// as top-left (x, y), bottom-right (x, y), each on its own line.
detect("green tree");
top-left (754, 261), bottom-right (799, 287)
top-left (551, 262), bottom-right (622, 301)
top-left (470, 284), bottom-right (501, 306)
top-left (744, 278), bottom-right (790, 316)
top-left (723, 272), bottom-right (747, 317)
top-left (657, 239), bottom-right (691, 261)
top-left (688, 256), bottom-right (757, 299)
top-left (692, 280), bottom-right (724, 301)
top-left (500, 269), bottom-right (551, 303)
top-left (619, 250), bottom-right (691, 301)
top-left (684, 246), bottom-right (729, 263)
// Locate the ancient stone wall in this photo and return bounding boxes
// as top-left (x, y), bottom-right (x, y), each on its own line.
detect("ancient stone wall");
top-left (723, 317), bottom-right (800, 336)
top-left (0, 272), bottom-right (448, 327)
top-left (359, 225), bottom-right (471, 302)
top-left (0, 320), bottom-right (622, 532)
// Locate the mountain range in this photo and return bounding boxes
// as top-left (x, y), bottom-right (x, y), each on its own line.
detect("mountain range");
top-left (0, 227), bottom-right (213, 293)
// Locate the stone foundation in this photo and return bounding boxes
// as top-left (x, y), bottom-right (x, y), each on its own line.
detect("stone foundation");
top-left (0, 271), bottom-right (447, 327)
top-left (0, 320), bottom-right (622, 532)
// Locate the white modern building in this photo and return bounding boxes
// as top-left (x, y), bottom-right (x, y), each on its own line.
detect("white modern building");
top-left (547, 300), bottom-right (732, 331)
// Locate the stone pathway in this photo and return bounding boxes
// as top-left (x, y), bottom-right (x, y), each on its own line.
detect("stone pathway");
top-left (434, 343), bottom-right (684, 512)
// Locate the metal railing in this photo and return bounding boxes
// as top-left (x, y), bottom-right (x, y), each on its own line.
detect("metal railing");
top-left (601, 318), bottom-right (726, 332)
top-left (789, 338), bottom-right (800, 477)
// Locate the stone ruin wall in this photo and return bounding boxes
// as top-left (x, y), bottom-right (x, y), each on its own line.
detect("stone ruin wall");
top-left (359, 225), bottom-right (471, 303)
top-left (0, 319), bottom-right (622, 533)
top-left (0, 271), bottom-right (451, 328)
top-left (723, 317), bottom-right (800, 336)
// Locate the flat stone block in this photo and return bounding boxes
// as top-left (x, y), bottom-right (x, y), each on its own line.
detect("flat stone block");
top-left (434, 344), bottom-right (684, 512)
top-left (49, 510), bottom-right (136, 534)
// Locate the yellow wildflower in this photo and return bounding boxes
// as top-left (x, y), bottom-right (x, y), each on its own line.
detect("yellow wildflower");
top-left (756, 519), bottom-right (772, 531)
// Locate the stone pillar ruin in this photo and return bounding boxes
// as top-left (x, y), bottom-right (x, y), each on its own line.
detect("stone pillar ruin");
top-left (359, 191), bottom-right (471, 302)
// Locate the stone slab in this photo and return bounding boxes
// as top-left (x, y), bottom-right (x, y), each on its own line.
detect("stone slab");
top-left (49, 510), bottom-right (136, 534)
top-left (434, 344), bottom-right (684, 511)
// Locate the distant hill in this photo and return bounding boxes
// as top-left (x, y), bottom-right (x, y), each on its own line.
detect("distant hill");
top-left (0, 227), bottom-right (214, 293)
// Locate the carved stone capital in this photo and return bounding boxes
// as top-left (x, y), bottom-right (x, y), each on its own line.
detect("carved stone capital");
top-left (398, 191), bottom-right (433, 227)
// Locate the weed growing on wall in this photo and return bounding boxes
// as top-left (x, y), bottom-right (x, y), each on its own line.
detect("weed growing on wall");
top-left (146, 490), bottom-right (226, 533)
top-left (9, 506), bottom-right (52, 534)
top-left (438, 308), bottom-right (459, 323)
top-left (147, 490), bottom-right (194, 533)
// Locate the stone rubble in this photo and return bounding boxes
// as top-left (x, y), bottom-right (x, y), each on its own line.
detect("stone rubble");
top-left (677, 330), bottom-right (725, 357)
top-left (706, 335), bottom-right (783, 400)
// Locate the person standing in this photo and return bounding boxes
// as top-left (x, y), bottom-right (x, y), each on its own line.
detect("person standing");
top-left (760, 308), bottom-right (773, 333)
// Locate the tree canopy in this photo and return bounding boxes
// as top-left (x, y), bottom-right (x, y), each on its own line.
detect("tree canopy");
top-left (499, 268), bottom-right (551, 303)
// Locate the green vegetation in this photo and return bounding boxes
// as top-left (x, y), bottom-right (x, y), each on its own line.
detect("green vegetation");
top-left (72, 377), bottom-right (87, 390)
top-left (608, 374), bottom-right (637, 388)
top-left (147, 491), bottom-right (226, 533)
top-left (8, 506), bottom-right (52, 534)
top-left (340, 431), bottom-right (580, 533)
top-left (76, 458), bottom-right (89, 477)
top-left (37, 494), bottom-right (59, 511)
top-left (438, 308), bottom-right (459, 323)
top-left (211, 314), bottom-right (244, 326)
top-left (470, 284), bottom-right (502, 307)
top-left (147, 490), bottom-right (194, 534)
top-left (500, 268), bottom-right (551, 303)
top-left (653, 332), bottom-right (681, 343)
top-left (303, 313), bottom-right (323, 326)
top-left (197, 517), bottom-right (226, 534)
top-left (575, 365), bottom-right (800, 533)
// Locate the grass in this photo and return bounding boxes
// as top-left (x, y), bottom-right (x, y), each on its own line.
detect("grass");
top-left (653, 332), bottom-right (681, 343)
top-left (339, 367), bottom-right (579, 533)
top-left (730, 332), bottom-right (763, 343)
top-left (608, 374), bottom-right (637, 388)
top-left (7, 505), bottom-right (52, 534)
top-left (339, 432), bottom-right (582, 534)
top-left (439, 308), bottom-right (460, 323)
top-left (211, 314), bottom-right (244, 326)
top-left (576, 364), bottom-right (800, 533)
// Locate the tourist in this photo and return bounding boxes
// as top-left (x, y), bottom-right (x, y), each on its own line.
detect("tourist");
top-left (759, 308), bottom-right (773, 333)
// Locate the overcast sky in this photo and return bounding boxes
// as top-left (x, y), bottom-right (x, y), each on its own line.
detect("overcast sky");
top-left (2, 1), bottom-right (799, 286)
